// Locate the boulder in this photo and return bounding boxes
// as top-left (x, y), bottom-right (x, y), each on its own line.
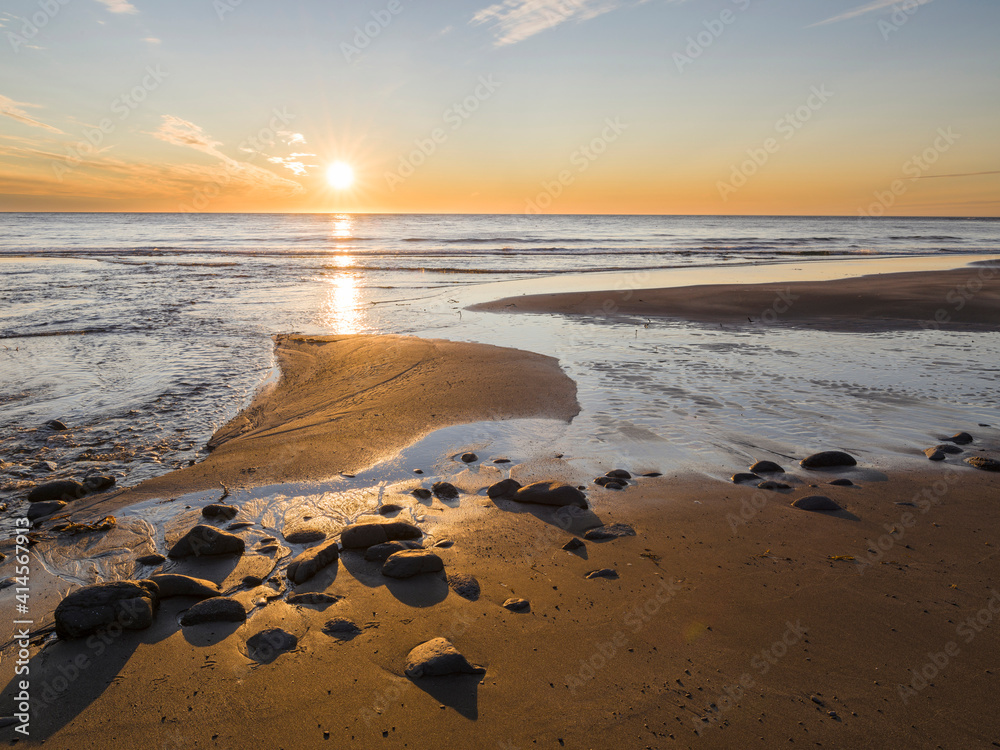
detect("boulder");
top-left (791, 496), bottom-right (843, 512)
top-left (168, 525), bottom-right (245, 558)
top-left (382, 549), bottom-right (444, 579)
top-left (512, 481), bottom-right (587, 508)
top-left (404, 638), bottom-right (485, 679)
top-left (364, 540), bottom-right (423, 562)
top-left (487, 478), bottom-right (521, 499)
top-left (340, 521), bottom-right (421, 550)
top-left (965, 456), bottom-right (1000, 472)
top-left (584, 523), bottom-right (636, 542)
top-left (800, 451), bottom-right (857, 469)
top-left (28, 480), bottom-right (85, 503)
top-left (179, 596), bottom-right (246, 626)
top-left (246, 628), bottom-right (297, 663)
top-left (202, 504), bottom-right (237, 521)
top-left (149, 574), bottom-right (221, 599)
top-left (55, 580), bottom-right (158, 639)
top-left (286, 539), bottom-right (340, 584)
top-left (27, 500), bottom-right (67, 521)
top-left (750, 460), bottom-right (784, 474)
top-left (502, 598), bottom-right (530, 613)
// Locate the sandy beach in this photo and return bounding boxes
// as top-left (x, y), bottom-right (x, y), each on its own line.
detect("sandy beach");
top-left (2, 268), bottom-right (999, 749)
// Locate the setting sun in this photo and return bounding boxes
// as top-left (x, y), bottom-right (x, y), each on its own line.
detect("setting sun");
top-left (326, 162), bottom-right (354, 190)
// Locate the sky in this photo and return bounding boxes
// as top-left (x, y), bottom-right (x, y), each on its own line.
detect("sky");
top-left (0, 0), bottom-right (998, 215)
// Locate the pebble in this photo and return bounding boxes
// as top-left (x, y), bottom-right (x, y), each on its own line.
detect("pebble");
top-left (448, 573), bottom-right (481, 601)
top-left (828, 478), bottom-right (854, 487)
top-left (513, 481), bottom-right (587, 508)
top-left (285, 529), bottom-right (326, 544)
top-left (965, 456), bottom-right (1000, 472)
top-left (791, 496), bottom-right (843, 512)
top-left (378, 504), bottom-right (403, 515)
top-left (460, 452), bottom-right (478, 463)
top-left (202, 504), bottom-right (238, 521)
top-left (800, 451), bottom-right (857, 469)
top-left (503, 598), bottom-right (531, 613)
top-left (412, 488), bottom-right (432, 500)
top-left (750, 460), bottom-right (784, 474)
top-left (432, 482), bottom-right (459, 499)
top-left (731, 473), bottom-right (761, 484)
top-left (945, 432), bottom-right (973, 445)
top-left (434, 539), bottom-right (454, 549)
top-left (606, 469), bottom-right (631, 480)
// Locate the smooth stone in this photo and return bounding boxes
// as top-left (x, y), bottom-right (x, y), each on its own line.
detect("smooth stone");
top-left (82, 475), bottom-right (115, 493)
top-left (27, 500), bottom-right (67, 521)
top-left (502, 598), bottom-right (530, 613)
top-left (800, 451), bottom-right (857, 469)
top-left (606, 469), bottom-right (632, 480)
top-left (586, 568), bottom-right (619, 580)
top-left (750, 460), bottom-right (784, 474)
top-left (55, 580), bottom-right (158, 639)
top-left (286, 539), bottom-right (341, 584)
top-left (288, 593), bottom-right (343, 606)
top-left (27, 480), bottom-right (85, 503)
top-left (412, 488), bottom-right (432, 500)
top-left (285, 529), bottom-right (326, 544)
top-left (758, 481), bottom-right (791, 491)
top-left (432, 482), bottom-right (459, 499)
top-left (434, 539), bottom-right (454, 549)
top-left (413, 469), bottom-right (424, 475)
top-left (595, 476), bottom-right (625, 487)
top-left (364, 540), bottom-right (423, 562)
top-left (932, 444), bottom-right (964, 455)
top-left (584, 523), bottom-right (636, 542)
top-left (378, 504), bottom-right (403, 515)
top-left (340, 521), bottom-right (422, 549)
top-left (149, 574), bottom-right (221, 599)
top-left (324, 618), bottom-right (362, 637)
top-left (246, 628), bottom-right (297, 663)
top-left (493, 458), bottom-right (511, 464)
top-left (731, 473), bottom-right (761, 484)
top-left (136, 553), bottom-right (166, 566)
top-left (562, 538), bottom-right (585, 551)
top-left (965, 456), bottom-right (1000, 472)
top-left (791, 496), bottom-right (843, 512)
top-left (946, 432), bottom-right (973, 445)
top-left (242, 576), bottom-right (263, 587)
top-left (513, 481), bottom-right (587, 508)
top-left (404, 638), bottom-right (485, 679)
top-left (168, 525), bottom-right (245, 558)
top-left (45, 419), bottom-right (68, 431)
top-left (924, 449), bottom-right (947, 461)
top-left (202, 504), bottom-right (238, 521)
top-left (460, 452), bottom-right (478, 463)
top-left (381, 549), bottom-right (444, 579)
top-left (828, 478), bottom-right (854, 487)
top-left (448, 573), bottom-right (481, 601)
top-left (180, 596), bottom-right (246, 626)
top-left (487, 478), bottom-right (522, 499)
top-left (227, 522), bottom-right (253, 530)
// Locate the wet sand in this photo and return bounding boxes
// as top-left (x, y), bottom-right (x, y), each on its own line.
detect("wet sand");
top-left (2, 330), bottom-right (1000, 749)
top-left (469, 265), bottom-right (1000, 331)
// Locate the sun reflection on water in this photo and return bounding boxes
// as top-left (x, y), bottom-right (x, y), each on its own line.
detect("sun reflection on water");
top-left (320, 273), bottom-right (362, 334)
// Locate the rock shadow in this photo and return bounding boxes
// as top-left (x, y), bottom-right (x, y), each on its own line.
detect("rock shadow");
top-left (409, 673), bottom-right (481, 720)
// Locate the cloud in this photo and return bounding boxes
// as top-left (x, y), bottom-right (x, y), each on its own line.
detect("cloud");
top-left (152, 115), bottom-right (223, 156)
top-left (915, 170), bottom-right (1000, 179)
top-left (0, 94), bottom-right (64, 134)
top-left (277, 131), bottom-right (306, 145)
top-left (144, 37), bottom-right (161, 44)
top-left (810, 0), bottom-right (934, 27)
top-left (471, 0), bottom-right (628, 46)
top-left (95, 0), bottom-right (139, 14)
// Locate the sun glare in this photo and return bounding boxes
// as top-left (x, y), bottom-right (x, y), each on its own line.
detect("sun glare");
top-left (327, 162), bottom-right (354, 190)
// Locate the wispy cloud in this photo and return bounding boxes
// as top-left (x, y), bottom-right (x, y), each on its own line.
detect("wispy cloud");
top-left (152, 115), bottom-right (223, 156)
top-left (96, 0), bottom-right (139, 14)
top-left (0, 94), bottom-right (64, 134)
top-left (471, 0), bottom-right (630, 47)
top-left (916, 170), bottom-right (1000, 179)
top-left (810, 0), bottom-right (934, 27)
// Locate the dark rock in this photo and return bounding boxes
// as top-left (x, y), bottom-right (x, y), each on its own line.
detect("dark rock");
top-left (286, 539), bottom-right (340, 584)
top-left (34, 460), bottom-right (57, 473)
top-left (603, 482), bottom-right (625, 490)
top-left (136, 553), bottom-right (166, 566)
top-left (460, 452), bottom-right (478, 463)
top-left (340, 521), bottom-right (421, 549)
top-left (584, 523), bottom-right (636, 542)
top-left (800, 451), bottom-right (857, 469)
top-left (946, 432), bottom-right (973, 445)
top-left (413, 469), bottom-right (424, 474)
top-left (750, 460), bottom-right (784, 474)
top-left (82, 475), bottom-right (115, 493)
top-left (791, 496), bottom-right (843, 512)
top-left (179, 596), bottom-right (246, 626)
top-left (149, 574), bottom-right (221, 599)
top-left (586, 568), bottom-right (619, 580)
top-left (168, 525), bottom-right (245, 558)
top-left (487, 478), bottom-right (522, 499)
top-left (242, 576), bottom-right (263, 587)
top-left (288, 593), bottom-right (343, 606)
top-left (257, 545), bottom-right (279, 555)
top-left (378, 504), bottom-right (403, 515)
top-left (45, 419), bottom-right (68, 431)
top-left (828, 478), bottom-right (854, 487)
top-left (642, 472), bottom-right (663, 477)
top-left (404, 638), bottom-right (484, 678)
top-left (434, 539), bottom-right (454, 548)
top-left (924, 449), bottom-right (946, 461)
top-left (562, 538), bottom-right (585, 551)
top-left (448, 573), bottom-right (481, 601)
top-left (493, 458), bottom-right (511, 464)
top-left (285, 529), bottom-right (326, 544)
top-left (606, 469), bottom-right (631, 480)
top-left (364, 540), bottom-right (423, 562)
top-left (432, 481), bottom-right (459, 499)
top-left (412, 488), bottom-right (432, 500)
top-left (227, 522), bottom-right (253, 530)
top-left (28, 480), bottom-right (85, 503)
top-left (965, 456), bottom-right (1000, 472)
top-left (55, 580), bottom-right (158, 639)
top-left (502, 598), bottom-right (530, 613)
top-left (513, 481), bottom-right (587, 508)
top-left (932, 444), bottom-right (964, 455)
top-left (731, 473), bottom-right (761, 484)
top-left (382, 549), bottom-right (444, 579)
top-left (595, 476), bottom-right (625, 487)
top-left (758, 481), bottom-right (791, 491)
top-left (246, 628), bottom-right (297, 663)
top-left (202, 504), bottom-right (238, 521)
top-left (28, 500), bottom-right (67, 521)
top-left (324, 618), bottom-right (362, 638)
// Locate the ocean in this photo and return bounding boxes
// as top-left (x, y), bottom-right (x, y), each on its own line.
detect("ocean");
top-left (2, 212), bottom-right (999, 512)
